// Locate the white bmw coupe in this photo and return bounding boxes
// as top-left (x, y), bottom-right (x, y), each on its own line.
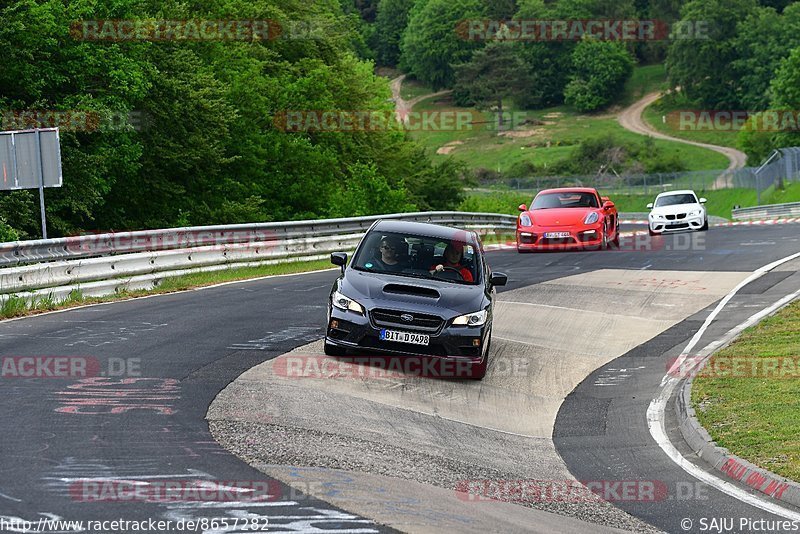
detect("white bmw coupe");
top-left (647, 190), bottom-right (708, 236)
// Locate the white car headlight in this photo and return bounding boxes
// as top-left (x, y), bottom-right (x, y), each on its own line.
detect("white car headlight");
top-left (519, 214), bottom-right (532, 227)
top-left (452, 309), bottom-right (487, 326)
top-left (650, 213), bottom-right (664, 220)
top-left (332, 290), bottom-right (365, 315)
top-left (583, 212), bottom-right (599, 225)
top-left (688, 209), bottom-right (702, 217)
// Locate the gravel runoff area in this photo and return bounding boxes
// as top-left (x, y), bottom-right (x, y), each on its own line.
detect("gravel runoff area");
top-left (209, 343), bottom-right (661, 533)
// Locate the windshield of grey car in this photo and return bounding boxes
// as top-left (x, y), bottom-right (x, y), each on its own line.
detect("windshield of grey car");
top-left (351, 231), bottom-right (480, 285)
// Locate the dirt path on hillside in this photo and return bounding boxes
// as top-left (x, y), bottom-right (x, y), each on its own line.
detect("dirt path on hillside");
top-left (390, 74), bottom-right (453, 123)
top-left (618, 92), bottom-right (748, 189)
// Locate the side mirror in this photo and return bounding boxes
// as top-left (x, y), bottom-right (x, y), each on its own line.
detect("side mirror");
top-left (330, 252), bottom-right (347, 269)
top-left (602, 200), bottom-right (615, 210)
top-left (699, 198), bottom-right (707, 204)
top-left (646, 202), bottom-right (654, 209)
top-left (518, 204), bottom-right (528, 212)
top-left (490, 272), bottom-right (508, 287)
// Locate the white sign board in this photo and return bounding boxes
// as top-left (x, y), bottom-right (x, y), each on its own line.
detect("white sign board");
top-left (0, 128), bottom-right (62, 190)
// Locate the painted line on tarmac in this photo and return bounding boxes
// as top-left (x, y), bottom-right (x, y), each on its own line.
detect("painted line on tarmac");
top-left (648, 250), bottom-right (800, 521)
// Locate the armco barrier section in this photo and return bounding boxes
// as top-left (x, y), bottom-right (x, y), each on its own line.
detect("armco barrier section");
top-left (0, 212), bottom-right (517, 303)
top-left (732, 202), bottom-right (800, 221)
top-left (620, 213), bottom-right (728, 225)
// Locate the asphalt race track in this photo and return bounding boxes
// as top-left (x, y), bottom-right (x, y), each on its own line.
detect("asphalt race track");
top-left (2, 223), bottom-right (800, 533)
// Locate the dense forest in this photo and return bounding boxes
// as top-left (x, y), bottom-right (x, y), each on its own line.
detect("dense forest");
top-left (1, 0), bottom-right (799, 239)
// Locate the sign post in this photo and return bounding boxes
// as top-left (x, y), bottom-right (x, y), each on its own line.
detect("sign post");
top-left (0, 127), bottom-right (62, 239)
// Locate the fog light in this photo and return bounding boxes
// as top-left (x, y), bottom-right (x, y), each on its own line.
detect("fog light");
top-left (472, 338), bottom-right (481, 347)
top-left (330, 320), bottom-right (339, 329)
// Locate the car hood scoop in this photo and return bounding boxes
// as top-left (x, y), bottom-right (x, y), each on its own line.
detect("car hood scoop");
top-left (382, 283), bottom-right (440, 299)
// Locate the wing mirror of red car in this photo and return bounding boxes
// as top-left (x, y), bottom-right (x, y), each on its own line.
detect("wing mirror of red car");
top-left (518, 204), bottom-right (528, 212)
top-left (602, 201), bottom-right (615, 210)
top-left (490, 272), bottom-right (508, 287)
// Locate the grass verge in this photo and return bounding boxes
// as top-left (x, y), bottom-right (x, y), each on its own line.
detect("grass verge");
top-left (400, 78), bottom-right (434, 101)
top-left (411, 100), bottom-right (729, 174)
top-left (642, 98), bottom-right (743, 150)
top-left (692, 300), bottom-right (800, 482)
top-left (0, 259), bottom-right (333, 321)
top-left (407, 64), bottom-right (727, 174)
top-left (619, 64), bottom-right (667, 107)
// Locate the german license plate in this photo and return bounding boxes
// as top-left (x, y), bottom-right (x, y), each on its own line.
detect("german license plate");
top-left (544, 232), bottom-right (571, 238)
top-left (380, 329), bottom-right (430, 346)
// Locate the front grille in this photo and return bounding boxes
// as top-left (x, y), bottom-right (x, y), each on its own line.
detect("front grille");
top-left (370, 309), bottom-right (444, 333)
top-left (666, 213), bottom-right (687, 221)
top-left (667, 222), bottom-right (690, 229)
top-left (540, 237), bottom-right (576, 245)
top-left (361, 335), bottom-right (447, 356)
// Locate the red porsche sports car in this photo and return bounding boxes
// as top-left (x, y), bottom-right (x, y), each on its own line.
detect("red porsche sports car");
top-left (516, 187), bottom-right (620, 252)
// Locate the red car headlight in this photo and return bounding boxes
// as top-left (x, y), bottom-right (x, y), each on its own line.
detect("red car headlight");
top-left (519, 214), bottom-right (532, 227)
top-left (583, 212), bottom-right (600, 225)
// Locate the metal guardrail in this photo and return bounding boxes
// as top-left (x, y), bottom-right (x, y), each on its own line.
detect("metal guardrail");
top-left (620, 212), bottom-right (729, 224)
top-left (0, 212), bottom-right (517, 304)
top-left (732, 201), bottom-right (800, 221)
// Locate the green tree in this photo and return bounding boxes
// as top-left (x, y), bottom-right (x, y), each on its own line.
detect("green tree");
top-left (0, 0), bottom-right (150, 234)
top-left (512, 0), bottom-right (638, 109)
top-left (400, 0), bottom-right (485, 89)
top-left (732, 3), bottom-right (800, 110)
top-left (564, 38), bottom-right (634, 112)
top-left (666, 0), bottom-right (759, 107)
top-left (483, 0), bottom-right (518, 18)
top-left (0, 216), bottom-right (20, 243)
top-left (327, 163), bottom-right (416, 217)
top-left (765, 46), bottom-right (800, 150)
top-left (738, 45), bottom-right (800, 161)
top-left (0, 0), bottom-right (467, 236)
top-left (405, 158), bottom-right (470, 210)
top-left (453, 41), bottom-right (531, 131)
top-left (372, 0), bottom-right (415, 66)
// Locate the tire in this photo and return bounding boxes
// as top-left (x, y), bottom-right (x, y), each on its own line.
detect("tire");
top-left (611, 224), bottom-right (620, 247)
top-left (700, 219), bottom-right (709, 231)
top-left (599, 225), bottom-right (608, 250)
top-left (324, 339), bottom-right (347, 357)
top-left (648, 228), bottom-right (660, 237)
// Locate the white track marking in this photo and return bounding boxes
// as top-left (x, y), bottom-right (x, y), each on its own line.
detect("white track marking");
top-left (649, 251), bottom-right (800, 520)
